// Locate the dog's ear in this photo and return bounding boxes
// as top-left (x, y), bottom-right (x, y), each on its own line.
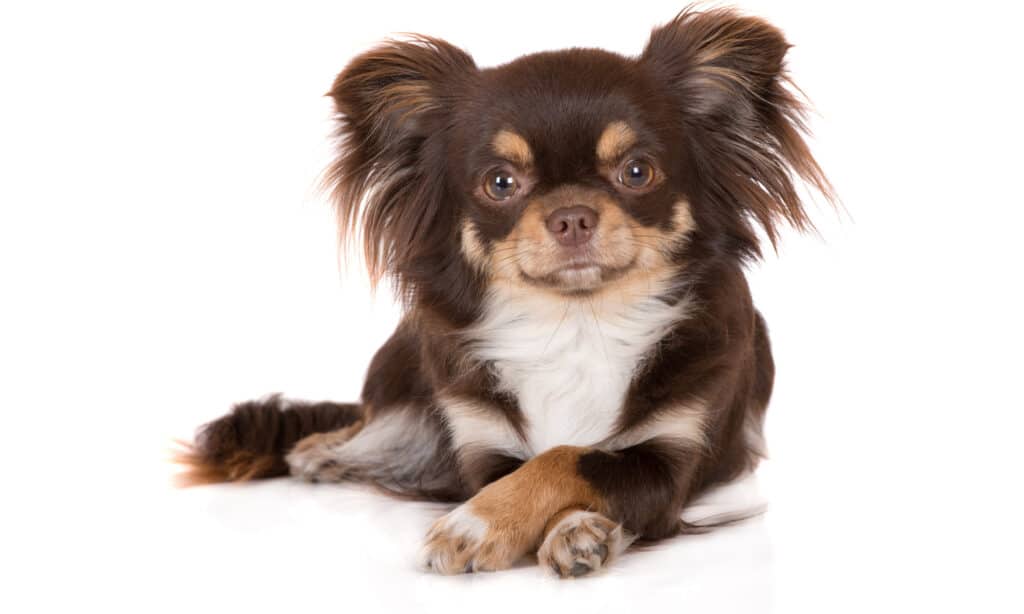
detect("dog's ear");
top-left (325, 36), bottom-right (477, 286)
top-left (641, 8), bottom-right (833, 254)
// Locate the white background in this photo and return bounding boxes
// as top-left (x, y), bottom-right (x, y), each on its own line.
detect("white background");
top-left (2, 1), bottom-right (1022, 612)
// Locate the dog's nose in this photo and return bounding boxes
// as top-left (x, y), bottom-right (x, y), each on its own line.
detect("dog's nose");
top-left (545, 206), bottom-right (598, 247)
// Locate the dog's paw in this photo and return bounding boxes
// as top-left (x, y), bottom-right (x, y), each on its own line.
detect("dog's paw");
top-left (420, 504), bottom-right (521, 574)
top-left (285, 423), bottom-right (362, 483)
top-left (537, 510), bottom-right (630, 578)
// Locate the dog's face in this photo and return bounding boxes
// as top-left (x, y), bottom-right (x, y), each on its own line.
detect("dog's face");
top-left (453, 51), bottom-right (694, 294)
top-left (326, 9), bottom-right (830, 309)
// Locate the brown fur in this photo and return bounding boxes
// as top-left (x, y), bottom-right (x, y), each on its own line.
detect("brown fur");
top-left (175, 395), bottom-right (362, 486)
top-left (640, 7), bottom-right (834, 251)
top-left (178, 6), bottom-right (834, 577)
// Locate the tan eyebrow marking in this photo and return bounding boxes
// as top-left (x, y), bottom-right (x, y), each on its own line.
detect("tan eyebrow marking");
top-left (596, 121), bottom-right (638, 163)
top-left (491, 130), bottom-right (533, 167)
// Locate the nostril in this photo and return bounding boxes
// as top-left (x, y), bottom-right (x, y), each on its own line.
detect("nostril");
top-left (573, 206), bottom-right (598, 232)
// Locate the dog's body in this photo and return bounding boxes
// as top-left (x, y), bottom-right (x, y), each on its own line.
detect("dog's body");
top-left (179, 7), bottom-right (831, 577)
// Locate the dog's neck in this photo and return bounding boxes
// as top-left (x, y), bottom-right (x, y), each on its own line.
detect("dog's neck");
top-left (466, 275), bottom-right (691, 454)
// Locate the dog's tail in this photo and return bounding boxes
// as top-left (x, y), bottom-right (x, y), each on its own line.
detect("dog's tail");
top-left (173, 394), bottom-right (362, 486)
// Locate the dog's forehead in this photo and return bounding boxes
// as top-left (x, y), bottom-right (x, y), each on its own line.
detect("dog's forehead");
top-left (471, 50), bottom-right (654, 168)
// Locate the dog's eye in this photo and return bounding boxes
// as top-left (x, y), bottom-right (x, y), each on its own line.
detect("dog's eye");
top-left (483, 170), bottom-right (518, 201)
top-left (619, 159), bottom-right (655, 189)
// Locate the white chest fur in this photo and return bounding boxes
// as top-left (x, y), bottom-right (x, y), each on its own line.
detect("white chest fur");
top-left (467, 285), bottom-right (689, 455)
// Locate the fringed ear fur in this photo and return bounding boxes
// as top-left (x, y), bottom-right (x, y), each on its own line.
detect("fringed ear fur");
top-left (641, 7), bottom-right (835, 256)
top-left (324, 35), bottom-right (477, 289)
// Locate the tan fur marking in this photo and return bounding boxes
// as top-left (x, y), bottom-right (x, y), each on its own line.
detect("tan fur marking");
top-left (438, 395), bottom-right (527, 471)
top-left (603, 401), bottom-right (709, 451)
top-left (459, 221), bottom-right (488, 272)
top-left (289, 420), bottom-right (366, 457)
top-left (480, 192), bottom-right (696, 298)
top-left (487, 201), bottom-right (547, 283)
top-left (671, 199), bottom-right (697, 235)
top-left (172, 442), bottom-right (279, 487)
top-left (596, 121), bottom-right (637, 163)
top-left (488, 186), bottom-right (637, 289)
top-left (470, 445), bottom-right (606, 527)
top-left (422, 446), bottom-right (606, 573)
top-left (492, 129), bottom-right (533, 167)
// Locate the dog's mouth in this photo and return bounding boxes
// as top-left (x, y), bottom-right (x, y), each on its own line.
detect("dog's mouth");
top-left (519, 256), bottom-right (636, 293)
top-left (494, 217), bottom-right (649, 294)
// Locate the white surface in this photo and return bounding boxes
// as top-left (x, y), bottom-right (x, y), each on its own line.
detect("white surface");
top-left (1, 1), bottom-right (1022, 612)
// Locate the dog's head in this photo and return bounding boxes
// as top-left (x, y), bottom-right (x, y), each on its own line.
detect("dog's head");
top-left (326, 8), bottom-right (831, 313)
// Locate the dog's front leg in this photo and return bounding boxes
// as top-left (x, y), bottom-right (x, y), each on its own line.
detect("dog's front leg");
top-left (421, 443), bottom-right (691, 577)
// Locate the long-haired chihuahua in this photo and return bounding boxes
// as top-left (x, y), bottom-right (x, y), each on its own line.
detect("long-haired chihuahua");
top-left (177, 6), bottom-right (833, 578)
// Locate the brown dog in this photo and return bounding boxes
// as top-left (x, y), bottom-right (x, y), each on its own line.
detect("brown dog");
top-left (177, 6), bottom-right (833, 578)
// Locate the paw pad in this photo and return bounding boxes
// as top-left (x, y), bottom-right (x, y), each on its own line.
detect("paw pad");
top-left (538, 510), bottom-right (630, 578)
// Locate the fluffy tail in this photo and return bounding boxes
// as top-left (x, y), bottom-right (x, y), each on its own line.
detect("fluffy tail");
top-left (173, 394), bottom-right (362, 486)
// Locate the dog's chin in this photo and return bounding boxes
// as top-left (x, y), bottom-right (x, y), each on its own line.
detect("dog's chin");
top-left (550, 264), bottom-right (605, 293)
top-left (520, 261), bottom-right (634, 295)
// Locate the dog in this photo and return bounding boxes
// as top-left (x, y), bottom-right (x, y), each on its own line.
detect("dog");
top-left (177, 6), bottom-right (833, 578)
